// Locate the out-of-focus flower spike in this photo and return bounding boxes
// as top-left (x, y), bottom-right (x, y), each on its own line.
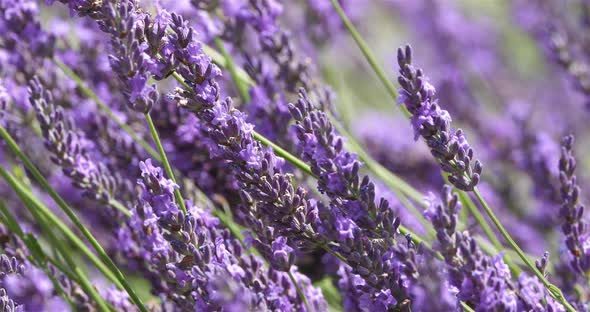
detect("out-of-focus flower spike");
top-left (29, 77), bottom-right (132, 220)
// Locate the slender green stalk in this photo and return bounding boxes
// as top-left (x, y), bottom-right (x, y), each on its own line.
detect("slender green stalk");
top-left (0, 166), bottom-right (123, 289)
top-left (474, 235), bottom-right (545, 274)
top-left (288, 270), bottom-right (310, 311)
top-left (20, 190), bottom-right (111, 312)
top-left (0, 192), bottom-right (104, 311)
top-left (328, 0), bottom-right (411, 118)
top-left (53, 57), bottom-right (160, 161)
top-left (0, 202), bottom-right (68, 279)
top-left (252, 130), bottom-right (318, 177)
top-left (211, 209), bottom-right (260, 256)
top-left (473, 188), bottom-right (576, 312)
top-left (144, 113), bottom-right (188, 214)
top-left (0, 200), bottom-right (23, 237)
top-left (109, 199), bottom-right (132, 218)
top-left (214, 38), bottom-right (251, 102)
top-left (0, 200), bottom-right (76, 280)
top-left (398, 225), bottom-right (442, 261)
top-left (460, 191), bottom-right (520, 277)
top-left (456, 190), bottom-right (517, 271)
top-left (0, 125), bottom-right (148, 312)
top-left (457, 191), bottom-right (501, 249)
top-left (201, 44), bottom-right (255, 86)
top-left (460, 302), bottom-right (476, 312)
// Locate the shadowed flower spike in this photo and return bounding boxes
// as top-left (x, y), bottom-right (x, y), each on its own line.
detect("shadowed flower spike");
top-left (397, 45), bottom-right (482, 191)
top-left (513, 0), bottom-right (590, 109)
top-left (29, 77), bottom-right (133, 220)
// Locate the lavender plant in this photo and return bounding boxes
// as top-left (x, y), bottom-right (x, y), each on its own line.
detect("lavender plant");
top-left (2, 0), bottom-right (590, 311)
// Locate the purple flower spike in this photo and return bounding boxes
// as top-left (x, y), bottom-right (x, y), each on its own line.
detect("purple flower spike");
top-left (29, 77), bottom-right (132, 220)
top-left (425, 186), bottom-right (564, 310)
top-left (289, 89), bottom-right (419, 309)
top-left (397, 45), bottom-right (482, 191)
top-left (118, 159), bottom-right (325, 310)
top-left (558, 134), bottom-right (590, 276)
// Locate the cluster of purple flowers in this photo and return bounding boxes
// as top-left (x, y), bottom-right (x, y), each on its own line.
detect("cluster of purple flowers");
top-left (118, 159), bottom-right (324, 310)
top-left (1, 0), bottom-right (590, 311)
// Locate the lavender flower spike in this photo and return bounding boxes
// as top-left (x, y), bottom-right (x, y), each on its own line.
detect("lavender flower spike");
top-left (397, 45), bottom-right (482, 191)
top-left (29, 77), bottom-right (132, 219)
top-left (558, 134), bottom-right (590, 275)
top-left (119, 159), bottom-right (324, 311)
top-left (424, 186), bottom-right (564, 311)
top-left (289, 89), bottom-right (419, 310)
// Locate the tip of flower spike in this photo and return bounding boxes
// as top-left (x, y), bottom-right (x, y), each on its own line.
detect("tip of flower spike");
top-left (397, 44), bottom-right (412, 67)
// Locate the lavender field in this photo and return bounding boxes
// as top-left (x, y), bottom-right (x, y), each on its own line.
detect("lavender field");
top-left (1, 0), bottom-right (590, 311)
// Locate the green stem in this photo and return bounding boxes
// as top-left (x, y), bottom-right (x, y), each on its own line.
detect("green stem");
top-left (0, 125), bottom-right (148, 312)
top-left (211, 209), bottom-right (260, 256)
top-left (0, 182), bottom-right (109, 311)
top-left (252, 131), bottom-right (316, 177)
top-left (456, 190), bottom-right (520, 276)
top-left (144, 113), bottom-right (188, 214)
top-left (22, 192), bottom-right (111, 312)
top-left (473, 188), bottom-right (577, 312)
top-left (460, 301), bottom-right (476, 312)
top-left (474, 235), bottom-right (546, 274)
top-left (109, 199), bottom-right (132, 218)
top-left (288, 269), bottom-right (311, 311)
top-left (398, 225), bottom-right (442, 261)
top-left (214, 38), bottom-right (251, 102)
top-left (0, 166), bottom-right (123, 289)
top-left (53, 57), bottom-right (160, 161)
top-left (0, 202), bottom-right (80, 308)
top-left (328, 0), bottom-right (410, 118)
top-left (202, 44), bottom-right (255, 86)
top-left (0, 200), bottom-right (23, 237)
